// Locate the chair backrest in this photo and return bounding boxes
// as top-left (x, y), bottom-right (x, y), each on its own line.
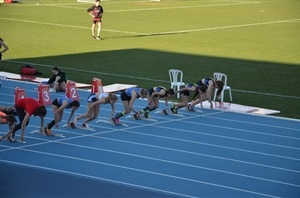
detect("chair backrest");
top-left (169, 69), bottom-right (183, 84)
top-left (213, 72), bottom-right (228, 86)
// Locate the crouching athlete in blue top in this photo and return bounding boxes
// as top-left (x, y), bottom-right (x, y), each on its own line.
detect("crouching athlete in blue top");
top-left (137, 86), bottom-right (175, 118)
top-left (44, 97), bottom-right (80, 135)
top-left (111, 87), bottom-right (148, 126)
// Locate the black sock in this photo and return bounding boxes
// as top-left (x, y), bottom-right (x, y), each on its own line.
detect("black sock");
top-left (47, 120), bottom-right (55, 129)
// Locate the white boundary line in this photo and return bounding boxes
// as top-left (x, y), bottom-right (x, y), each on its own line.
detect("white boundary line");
top-left (53, 141), bottom-right (300, 187)
top-left (152, 124), bottom-right (300, 152)
top-left (95, 135), bottom-right (300, 173)
top-left (3, 1), bottom-right (260, 10)
top-left (95, 1), bottom-right (261, 12)
top-left (0, 152), bottom-right (283, 198)
top-left (0, 160), bottom-right (196, 198)
top-left (17, 139), bottom-right (300, 188)
top-left (1, 17), bottom-right (299, 36)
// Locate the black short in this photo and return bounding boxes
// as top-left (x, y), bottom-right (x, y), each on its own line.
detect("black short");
top-left (92, 19), bottom-right (101, 24)
top-left (147, 88), bottom-right (157, 97)
top-left (120, 91), bottom-right (131, 101)
top-left (180, 90), bottom-right (190, 96)
top-left (52, 98), bottom-right (61, 107)
top-left (15, 106), bottom-right (28, 125)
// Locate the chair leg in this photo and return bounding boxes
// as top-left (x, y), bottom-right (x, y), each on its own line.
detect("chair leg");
top-left (221, 90), bottom-right (224, 103)
top-left (229, 89), bottom-right (232, 101)
top-left (213, 89), bottom-right (217, 101)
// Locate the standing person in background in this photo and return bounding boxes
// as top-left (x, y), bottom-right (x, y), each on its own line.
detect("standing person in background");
top-left (87, 0), bottom-right (104, 40)
top-left (47, 66), bottom-right (67, 92)
top-left (0, 37), bottom-right (9, 61)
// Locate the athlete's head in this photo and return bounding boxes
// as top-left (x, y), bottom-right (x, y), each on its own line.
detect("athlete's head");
top-left (108, 94), bottom-right (118, 104)
top-left (1, 114), bottom-right (16, 125)
top-left (167, 89), bottom-right (175, 97)
top-left (34, 106), bottom-right (47, 117)
top-left (215, 80), bottom-right (224, 99)
top-left (70, 100), bottom-right (80, 111)
top-left (140, 89), bottom-right (148, 98)
top-left (198, 86), bottom-right (207, 94)
top-left (52, 66), bottom-right (61, 75)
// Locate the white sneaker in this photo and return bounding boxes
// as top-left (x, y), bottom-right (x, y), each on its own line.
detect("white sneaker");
top-left (82, 122), bottom-right (89, 128)
top-left (49, 88), bottom-right (56, 92)
top-left (188, 103), bottom-right (195, 112)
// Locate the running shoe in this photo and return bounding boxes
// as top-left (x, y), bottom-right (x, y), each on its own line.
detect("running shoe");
top-left (170, 103), bottom-right (177, 114)
top-left (170, 107), bottom-right (177, 114)
top-left (133, 113), bottom-right (141, 120)
top-left (69, 122), bottom-right (76, 129)
top-left (44, 127), bottom-right (52, 136)
top-left (162, 109), bottom-right (169, 115)
top-left (188, 103), bottom-right (195, 112)
top-left (143, 112), bottom-right (150, 119)
top-left (7, 134), bottom-right (14, 142)
top-left (111, 118), bottom-right (121, 126)
top-left (82, 122), bottom-right (89, 128)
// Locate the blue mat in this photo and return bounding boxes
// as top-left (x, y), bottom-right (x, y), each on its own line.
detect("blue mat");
top-left (1, 79), bottom-right (300, 198)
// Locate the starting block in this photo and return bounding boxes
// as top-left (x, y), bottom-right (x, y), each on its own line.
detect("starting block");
top-left (0, 134), bottom-right (26, 143)
top-left (15, 139), bottom-right (26, 144)
top-left (31, 130), bottom-right (65, 138)
top-left (126, 115), bottom-right (157, 122)
top-left (66, 81), bottom-right (79, 101)
top-left (155, 109), bottom-right (185, 117)
top-left (96, 119), bottom-right (128, 127)
top-left (14, 87), bottom-right (26, 105)
top-left (91, 78), bottom-right (104, 94)
top-left (63, 123), bottom-right (95, 131)
top-left (37, 83), bottom-right (52, 105)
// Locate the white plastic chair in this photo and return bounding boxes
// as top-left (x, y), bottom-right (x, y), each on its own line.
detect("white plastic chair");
top-left (213, 72), bottom-right (232, 102)
top-left (169, 69), bottom-right (185, 98)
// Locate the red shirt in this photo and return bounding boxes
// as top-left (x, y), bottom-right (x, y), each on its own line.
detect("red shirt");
top-left (87, 5), bottom-right (103, 20)
top-left (0, 111), bottom-right (7, 124)
top-left (16, 98), bottom-right (41, 116)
